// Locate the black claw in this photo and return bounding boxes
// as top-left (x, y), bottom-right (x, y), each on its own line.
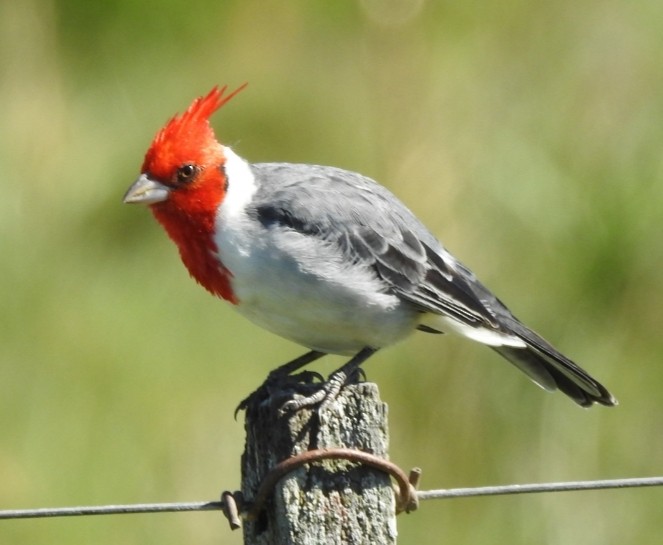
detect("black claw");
top-left (291, 370), bottom-right (324, 384)
top-left (235, 348), bottom-right (377, 417)
top-left (235, 369), bottom-right (324, 417)
top-left (350, 367), bottom-right (367, 383)
top-left (234, 351), bottom-right (326, 418)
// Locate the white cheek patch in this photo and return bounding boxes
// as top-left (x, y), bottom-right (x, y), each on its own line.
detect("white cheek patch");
top-left (213, 146), bottom-right (259, 272)
top-left (218, 146), bottom-right (258, 218)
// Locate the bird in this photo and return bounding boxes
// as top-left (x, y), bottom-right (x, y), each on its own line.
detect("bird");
top-left (123, 84), bottom-right (616, 411)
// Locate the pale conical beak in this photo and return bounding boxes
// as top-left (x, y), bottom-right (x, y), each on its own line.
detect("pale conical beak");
top-left (123, 174), bottom-right (170, 205)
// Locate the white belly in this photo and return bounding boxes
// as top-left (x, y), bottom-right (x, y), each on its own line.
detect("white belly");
top-left (233, 272), bottom-right (418, 354)
top-left (216, 222), bottom-right (419, 354)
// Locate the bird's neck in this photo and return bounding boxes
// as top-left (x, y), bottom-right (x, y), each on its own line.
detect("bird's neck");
top-left (152, 206), bottom-right (238, 304)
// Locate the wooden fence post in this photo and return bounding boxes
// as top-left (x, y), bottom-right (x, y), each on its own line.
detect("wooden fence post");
top-left (241, 382), bottom-right (397, 545)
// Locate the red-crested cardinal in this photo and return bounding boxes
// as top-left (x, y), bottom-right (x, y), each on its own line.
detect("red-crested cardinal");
top-left (123, 85), bottom-right (616, 410)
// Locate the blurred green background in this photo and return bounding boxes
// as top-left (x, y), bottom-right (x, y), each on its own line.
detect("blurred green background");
top-left (1, 0), bottom-right (662, 543)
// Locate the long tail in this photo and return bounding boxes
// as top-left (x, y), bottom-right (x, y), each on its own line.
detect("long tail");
top-left (492, 324), bottom-right (616, 407)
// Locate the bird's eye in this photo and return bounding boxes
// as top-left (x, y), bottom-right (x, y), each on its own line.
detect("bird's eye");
top-left (176, 164), bottom-right (198, 184)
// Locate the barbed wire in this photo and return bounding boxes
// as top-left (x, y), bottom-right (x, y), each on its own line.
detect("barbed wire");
top-left (1, 475), bottom-right (661, 521)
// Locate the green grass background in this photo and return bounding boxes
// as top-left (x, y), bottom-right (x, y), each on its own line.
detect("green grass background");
top-left (1, 1), bottom-right (662, 543)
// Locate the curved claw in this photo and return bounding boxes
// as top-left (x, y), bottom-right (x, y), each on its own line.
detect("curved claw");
top-left (280, 348), bottom-right (376, 413)
top-left (234, 351), bottom-right (326, 418)
top-left (291, 370), bottom-right (324, 384)
top-left (237, 348), bottom-right (376, 417)
top-left (234, 371), bottom-right (325, 418)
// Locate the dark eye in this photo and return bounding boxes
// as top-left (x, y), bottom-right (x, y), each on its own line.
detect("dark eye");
top-left (176, 164), bottom-right (198, 184)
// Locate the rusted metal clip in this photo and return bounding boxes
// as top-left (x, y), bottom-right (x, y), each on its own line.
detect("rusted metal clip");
top-left (218, 490), bottom-right (243, 530)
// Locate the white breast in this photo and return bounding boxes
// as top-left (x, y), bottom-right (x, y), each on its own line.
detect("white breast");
top-left (214, 149), bottom-right (420, 354)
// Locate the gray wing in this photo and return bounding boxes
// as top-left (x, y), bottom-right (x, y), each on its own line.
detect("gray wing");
top-left (249, 163), bottom-right (616, 407)
top-left (250, 163), bottom-right (503, 330)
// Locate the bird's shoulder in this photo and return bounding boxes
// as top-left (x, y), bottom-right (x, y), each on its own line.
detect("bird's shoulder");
top-left (249, 162), bottom-right (435, 269)
top-left (249, 162), bottom-right (436, 244)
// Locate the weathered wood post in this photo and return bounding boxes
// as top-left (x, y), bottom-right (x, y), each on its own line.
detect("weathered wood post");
top-left (241, 382), bottom-right (397, 544)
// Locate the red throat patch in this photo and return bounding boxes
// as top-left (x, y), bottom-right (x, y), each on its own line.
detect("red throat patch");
top-left (141, 84), bottom-right (248, 305)
top-left (152, 202), bottom-right (238, 304)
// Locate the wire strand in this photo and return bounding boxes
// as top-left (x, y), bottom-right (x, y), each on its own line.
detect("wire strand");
top-left (1, 476), bottom-right (661, 520)
top-left (0, 501), bottom-right (224, 520)
top-left (417, 476), bottom-right (663, 500)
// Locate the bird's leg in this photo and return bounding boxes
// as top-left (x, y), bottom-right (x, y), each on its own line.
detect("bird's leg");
top-left (265, 350), bottom-right (326, 381)
top-left (281, 347), bottom-right (377, 413)
top-left (235, 350), bottom-right (326, 415)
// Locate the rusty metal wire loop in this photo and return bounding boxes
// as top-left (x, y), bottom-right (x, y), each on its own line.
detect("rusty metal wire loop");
top-left (243, 447), bottom-right (420, 521)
